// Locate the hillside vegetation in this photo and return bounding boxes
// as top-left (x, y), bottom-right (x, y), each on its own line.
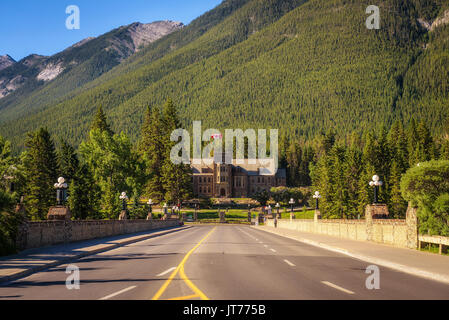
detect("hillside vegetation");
top-left (0, 0), bottom-right (448, 152)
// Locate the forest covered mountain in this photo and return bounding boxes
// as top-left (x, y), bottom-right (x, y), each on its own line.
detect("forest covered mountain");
top-left (0, 0), bottom-right (448, 152)
top-left (0, 20), bottom-right (182, 127)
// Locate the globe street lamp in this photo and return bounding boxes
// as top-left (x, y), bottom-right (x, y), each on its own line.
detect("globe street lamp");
top-left (313, 191), bottom-right (321, 210)
top-left (147, 199), bottom-right (153, 220)
top-left (163, 203), bottom-right (168, 219)
top-left (275, 202), bottom-right (281, 219)
top-left (120, 192), bottom-right (128, 211)
top-left (289, 198), bottom-right (295, 220)
top-left (369, 175), bottom-right (383, 204)
top-left (54, 177), bottom-right (68, 206)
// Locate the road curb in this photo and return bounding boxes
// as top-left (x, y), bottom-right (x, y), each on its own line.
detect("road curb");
top-left (253, 226), bottom-right (449, 286)
top-left (0, 225), bottom-right (191, 285)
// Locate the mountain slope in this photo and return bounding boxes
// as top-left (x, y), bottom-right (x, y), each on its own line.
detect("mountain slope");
top-left (0, 20), bottom-right (182, 122)
top-left (1, 0), bottom-right (448, 153)
top-left (0, 55), bottom-right (15, 72)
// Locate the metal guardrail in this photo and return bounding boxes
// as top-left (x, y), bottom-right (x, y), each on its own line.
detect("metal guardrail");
top-left (419, 234), bottom-right (449, 254)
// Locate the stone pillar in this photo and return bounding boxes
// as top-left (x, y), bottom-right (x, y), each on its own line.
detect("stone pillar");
top-left (119, 210), bottom-right (128, 220)
top-left (47, 206), bottom-right (72, 243)
top-left (406, 203), bottom-right (418, 249)
top-left (47, 206), bottom-right (72, 221)
top-left (219, 210), bottom-right (226, 223)
top-left (365, 204), bottom-right (389, 242)
top-left (314, 209), bottom-right (321, 223)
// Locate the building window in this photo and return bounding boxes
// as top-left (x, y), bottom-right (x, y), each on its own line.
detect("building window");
top-left (199, 186), bottom-right (202, 193)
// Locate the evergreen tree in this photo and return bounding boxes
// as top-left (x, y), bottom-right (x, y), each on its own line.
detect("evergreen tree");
top-left (139, 106), bottom-right (166, 201)
top-left (68, 163), bottom-right (101, 219)
top-left (388, 159), bottom-right (407, 218)
top-left (91, 106), bottom-right (113, 136)
top-left (161, 99), bottom-right (193, 204)
top-left (22, 128), bottom-right (58, 220)
top-left (407, 118), bottom-right (420, 166)
top-left (416, 121), bottom-right (434, 161)
top-left (57, 140), bottom-right (79, 183)
top-left (286, 141), bottom-right (301, 187)
top-left (0, 135), bottom-right (14, 191)
top-left (344, 142), bottom-right (362, 218)
top-left (441, 117), bottom-right (449, 160)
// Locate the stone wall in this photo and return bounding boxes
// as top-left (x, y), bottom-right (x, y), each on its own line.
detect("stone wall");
top-left (266, 204), bottom-right (418, 249)
top-left (16, 219), bottom-right (181, 251)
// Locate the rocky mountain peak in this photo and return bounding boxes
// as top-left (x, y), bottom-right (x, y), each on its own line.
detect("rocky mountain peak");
top-left (126, 20), bottom-right (184, 51)
top-left (0, 55), bottom-right (16, 71)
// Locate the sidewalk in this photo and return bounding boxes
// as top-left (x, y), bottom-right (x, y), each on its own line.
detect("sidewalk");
top-left (254, 225), bottom-right (449, 285)
top-left (0, 225), bottom-right (190, 284)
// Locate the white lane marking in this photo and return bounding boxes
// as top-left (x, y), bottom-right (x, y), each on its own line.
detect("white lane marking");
top-left (157, 267), bottom-right (176, 277)
top-left (270, 248), bottom-right (277, 252)
top-left (99, 286), bottom-right (137, 300)
top-left (321, 281), bottom-right (355, 295)
top-left (284, 259), bottom-right (295, 267)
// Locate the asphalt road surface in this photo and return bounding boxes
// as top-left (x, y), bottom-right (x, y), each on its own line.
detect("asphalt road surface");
top-left (1, 225), bottom-right (449, 300)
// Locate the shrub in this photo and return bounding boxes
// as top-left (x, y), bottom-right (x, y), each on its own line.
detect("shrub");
top-left (401, 160), bottom-right (449, 235)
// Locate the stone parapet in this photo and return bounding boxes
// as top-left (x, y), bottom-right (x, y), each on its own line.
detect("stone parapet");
top-left (16, 219), bottom-right (181, 251)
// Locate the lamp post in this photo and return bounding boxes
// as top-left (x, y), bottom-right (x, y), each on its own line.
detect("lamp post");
top-left (120, 192), bottom-right (128, 211)
top-left (147, 199), bottom-right (153, 220)
top-left (163, 203), bottom-right (168, 219)
top-left (275, 203), bottom-right (281, 219)
top-left (289, 198), bottom-right (295, 220)
top-left (313, 191), bottom-right (321, 210)
top-left (369, 175), bottom-right (383, 204)
top-left (54, 177), bottom-right (68, 206)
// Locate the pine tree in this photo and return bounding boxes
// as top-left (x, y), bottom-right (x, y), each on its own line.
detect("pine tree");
top-left (23, 128), bottom-right (59, 220)
top-left (91, 106), bottom-right (113, 136)
top-left (0, 135), bottom-right (14, 191)
top-left (139, 106), bottom-right (166, 201)
top-left (407, 118), bottom-right (420, 166)
top-left (286, 141), bottom-right (301, 187)
top-left (416, 121), bottom-right (434, 161)
top-left (388, 159), bottom-right (407, 218)
top-left (441, 117), bottom-right (449, 160)
top-left (161, 99), bottom-right (193, 204)
top-left (57, 140), bottom-right (79, 183)
top-left (344, 142), bottom-right (362, 218)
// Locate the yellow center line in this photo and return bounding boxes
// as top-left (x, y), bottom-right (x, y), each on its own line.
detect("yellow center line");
top-left (151, 227), bottom-right (216, 300)
top-left (168, 294), bottom-right (200, 300)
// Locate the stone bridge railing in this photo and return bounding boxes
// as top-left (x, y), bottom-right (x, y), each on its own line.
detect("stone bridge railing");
top-left (16, 219), bottom-right (182, 251)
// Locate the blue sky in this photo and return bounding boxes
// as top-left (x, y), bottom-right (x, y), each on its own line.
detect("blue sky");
top-left (1, 0), bottom-right (222, 61)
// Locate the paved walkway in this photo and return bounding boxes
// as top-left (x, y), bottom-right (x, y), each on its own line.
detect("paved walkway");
top-left (0, 225), bottom-right (190, 284)
top-left (254, 225), bottom-right (449, 285)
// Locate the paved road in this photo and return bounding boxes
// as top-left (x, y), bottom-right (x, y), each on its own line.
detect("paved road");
top-left (0, 225), bottom-right (448, 300)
